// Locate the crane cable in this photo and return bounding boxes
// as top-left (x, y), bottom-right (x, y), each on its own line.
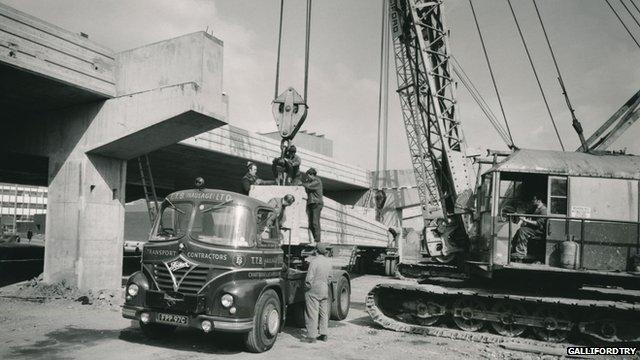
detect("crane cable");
top-left (273, 0), bottom-right (313, 101)
top-left (375, 0), bottom-right (390, 190)
top-left (468, 0), bottom-right (515, 148)
top-left (451, 56), bottom-right (513, 147)
top-left (604, 0), bottom-right (640, 49)
top-left (303, 0), bottom-right (312, 102)
top-left (630, 0), bottom-right (640, 17)
top-left (619, 0), bottom-right (640, 31)
top-left (507, 0), bottom-right (565, 150)
top-left (274, 0), bottom-right (284, 99)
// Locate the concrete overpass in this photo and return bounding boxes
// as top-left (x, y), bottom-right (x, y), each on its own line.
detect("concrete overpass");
top-left (125, 125), bottom-right (370, 204)
top-left (0, 3), bottom-right (371, 290)
top-left (0, 3), bottom-right (227, 289)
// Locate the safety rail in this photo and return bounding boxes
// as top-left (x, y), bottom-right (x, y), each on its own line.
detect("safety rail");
top-left (503, 213), bottom-right (640, 268)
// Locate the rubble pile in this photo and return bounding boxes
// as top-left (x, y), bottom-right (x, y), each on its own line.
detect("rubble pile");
top-left (5, 274), bottom-right (123, 308)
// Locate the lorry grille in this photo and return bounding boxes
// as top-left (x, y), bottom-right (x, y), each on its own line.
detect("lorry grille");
top-left (153, 264), bottom-right (209, 295)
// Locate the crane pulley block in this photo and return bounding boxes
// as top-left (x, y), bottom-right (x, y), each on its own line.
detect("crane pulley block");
top-left (272, 87), bottom-right (307, 140)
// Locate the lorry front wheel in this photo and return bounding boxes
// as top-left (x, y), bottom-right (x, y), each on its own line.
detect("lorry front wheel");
top-left (139, 321), bottom-right (176, 339)
top-left (244, 289), bottom-right (281, 353)
top-left (330, 276), bottom-right (350, 320)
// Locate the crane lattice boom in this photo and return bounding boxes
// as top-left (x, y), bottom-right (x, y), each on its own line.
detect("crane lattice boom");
top-left (389, 0), bottom-right (473, 242)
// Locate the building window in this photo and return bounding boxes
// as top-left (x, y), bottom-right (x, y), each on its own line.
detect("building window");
top-left (548, 176), bottom-right (568, 216)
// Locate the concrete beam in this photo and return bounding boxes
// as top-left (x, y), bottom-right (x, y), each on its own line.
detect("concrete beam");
top-left (85, 32), bottom-right (227, 160)
top-left (0, 2), bottom-right (115, 98)
top-left (87, 83), bottom-right (225, 160)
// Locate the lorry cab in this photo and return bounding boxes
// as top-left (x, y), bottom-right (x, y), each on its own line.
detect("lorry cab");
top-left (122, 188), bottom-right (350, 353)
top-left (470, 149), bottom-right (640, 287)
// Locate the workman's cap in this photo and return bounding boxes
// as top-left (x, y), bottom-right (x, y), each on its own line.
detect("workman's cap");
top-left (283, 194), bottom-right (295, 204)
top-left (287, 145), bottom-right (297, 153)
top-left (306, 168), bottom-right (317, 176)
top-left (316, 242), bottom-right (329, 255)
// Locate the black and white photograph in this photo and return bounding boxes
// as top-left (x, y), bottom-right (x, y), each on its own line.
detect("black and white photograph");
top-left (0, 0), bottom-right (639, 358)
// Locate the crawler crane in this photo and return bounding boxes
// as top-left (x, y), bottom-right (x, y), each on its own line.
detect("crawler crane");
top-left (366, 0), bottom-right (640, 344)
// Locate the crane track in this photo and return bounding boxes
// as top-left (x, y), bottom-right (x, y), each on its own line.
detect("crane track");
top-left (366, 282), bottom-right (640, 344)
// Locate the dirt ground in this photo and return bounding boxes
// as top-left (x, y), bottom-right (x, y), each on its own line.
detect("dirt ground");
top-left (0, 275), bottom-right (582, 360)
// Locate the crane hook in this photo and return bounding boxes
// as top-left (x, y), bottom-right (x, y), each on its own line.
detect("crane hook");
top-left (272, 87), bottom-right (308, 140)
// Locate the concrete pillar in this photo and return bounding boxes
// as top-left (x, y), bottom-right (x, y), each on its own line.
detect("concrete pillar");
top-left (39, 33), bottom-right (228, 290)
top-left (45, 152), bottom-right (126, 290)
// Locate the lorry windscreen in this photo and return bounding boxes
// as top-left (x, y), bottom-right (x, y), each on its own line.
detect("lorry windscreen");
top-left (150, 201), bottom-right (193, 241)
top-left (190, 204), bottom-right (256, 248)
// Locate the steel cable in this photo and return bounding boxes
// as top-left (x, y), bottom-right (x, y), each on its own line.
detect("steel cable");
top-left (468, 0), bottom-right (515, 147)
top-left (303, 0), bottom-right (312, 102)
top-left (604, 0), bottom-right (640, 49)
top-left (375, 0), bottom-right (387, 189)
top-left (274, 0), bottom-right (284, 98)
top-left (508, 0), bottom-right (565, 150)
top-left (620, 0), bottom-right (640, 30)
top-left (451, 58), bottom-right (513, 147)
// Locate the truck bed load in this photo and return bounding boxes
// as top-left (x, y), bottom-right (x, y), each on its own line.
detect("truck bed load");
top-left (250, 185), bottom-right (390, 247)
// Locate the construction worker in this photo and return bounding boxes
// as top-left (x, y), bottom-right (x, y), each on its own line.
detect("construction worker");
top-left (304, 242), bottom-right (332, 343)
top-left (511, 194), bottom-right (547, 261)
top-left (266, 194), bottom-right (295, 227)
top-left (284, 145), bottom-right (302, 185)
top-left (302, 168), bottom-right (323, 243)
top-left (241, 162), bottom-right (275, 195)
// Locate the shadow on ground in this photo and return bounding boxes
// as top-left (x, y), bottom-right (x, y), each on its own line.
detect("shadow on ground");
top-left (118, 324), bottom-right (245, 354)
top-left (9, 326), bottom-right (122, 359)
top-left (8, 324), bottom-right (250, 358)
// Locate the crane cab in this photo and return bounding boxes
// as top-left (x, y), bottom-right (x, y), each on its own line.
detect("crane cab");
top-left (470, 149), bottom-right (640, 287)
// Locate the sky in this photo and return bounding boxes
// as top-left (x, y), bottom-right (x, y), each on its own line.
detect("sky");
top-left (3, 0), bottom-right (640, 170)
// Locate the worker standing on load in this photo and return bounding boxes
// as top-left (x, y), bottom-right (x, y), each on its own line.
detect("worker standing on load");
top-left (241, 162), bottom-right (275, 195)
top-left (284, 145), bottom-right (302, 185)
top-left (304, 242), bottom-right (332, 343)
top-left (302, 168), bottom-right (323, 243)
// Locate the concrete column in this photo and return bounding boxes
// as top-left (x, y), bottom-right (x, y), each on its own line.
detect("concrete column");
top-left (42, 101), bottom-right (128, 290)
top-left (44, 152), bottom-right (126, 290)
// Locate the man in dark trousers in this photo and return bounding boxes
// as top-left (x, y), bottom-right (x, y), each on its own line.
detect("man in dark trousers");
top-left (241, 162), bottom-right (275, 195)
top-left (511, 194), bottom-right (548, 261)
top-left (284, 145), bottom-right (302, 185)
top-left (302, 168), bottom-right (323, 243)
top-left (304, 242), bottom-right (332, 343)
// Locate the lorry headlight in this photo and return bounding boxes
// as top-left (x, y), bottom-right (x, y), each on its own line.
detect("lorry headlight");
top-left (221, 294), bottom-right (234, 308)
top-left (127, 284), bottom-right (139, 297)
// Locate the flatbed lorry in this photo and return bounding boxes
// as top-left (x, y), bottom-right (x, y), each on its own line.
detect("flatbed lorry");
top-left (122, 187), bottom-right (351, 352)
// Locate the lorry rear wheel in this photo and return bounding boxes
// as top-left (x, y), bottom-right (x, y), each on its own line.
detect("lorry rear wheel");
top-left (330, 276), bottom-right (350, 320)
top-left (139, 321), bottom-right (176, 339)
top-left (244, 289), bottom-right (281, 353)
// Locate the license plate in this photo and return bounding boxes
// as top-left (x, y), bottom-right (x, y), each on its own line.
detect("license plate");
top-left (156, 313), bottom-right (188, 326)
